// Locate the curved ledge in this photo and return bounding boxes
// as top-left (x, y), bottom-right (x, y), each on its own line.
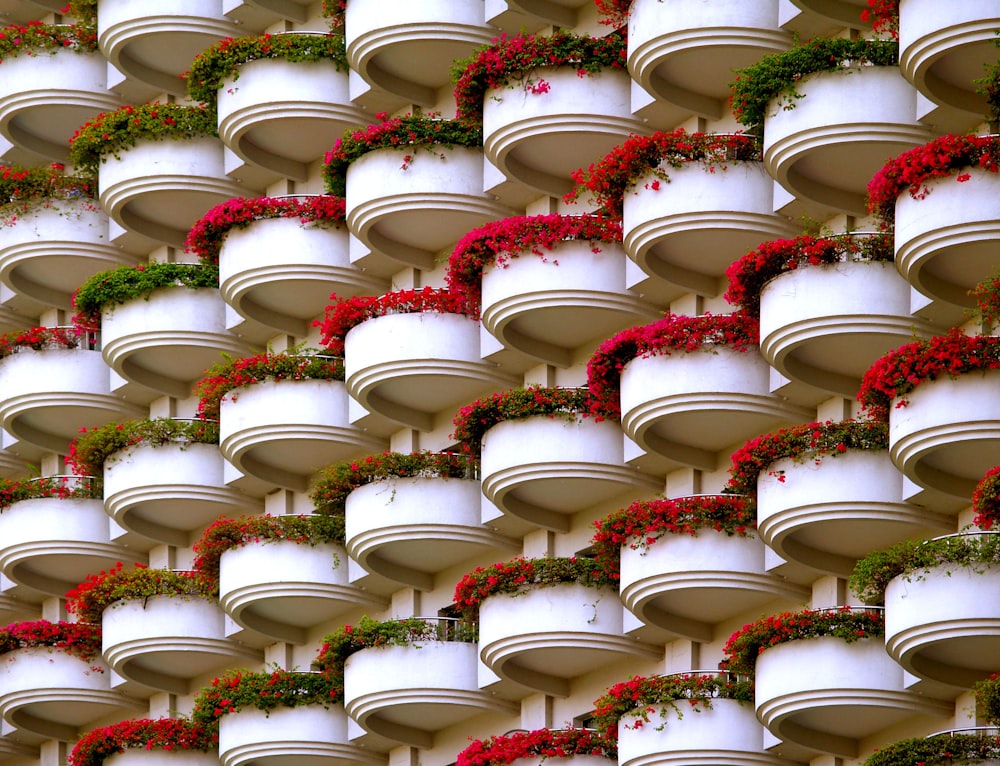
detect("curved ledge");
top-left (1, 539), bottom-right (139, 597)
top-left (0, 89), bottom-right (120, 161)
top-left (0, 391), bottom-right (144, 454)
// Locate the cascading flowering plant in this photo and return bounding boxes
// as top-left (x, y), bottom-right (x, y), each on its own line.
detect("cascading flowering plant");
top-left (863, 733), bottom-right (1000, 766)
top-left (973, 466), bottom-right (1000, 530)
top-left (323, 114), bottom-right (482, 197)
top-left (446, 214), bottom-right (622, 317)
top-left (451, 29), bottom-right (626, 123)
top-left (191, 667), bottom-right (343, 725)
top-left (725, 419), bottom-right (889, 497)
top-left (64, 0), bottom-right (97, 26)
top-left (317, 286), bottom-right (468, 356)
top-left (566, 130), bottom-right (760, 218)
top-left (0, 325), bottom-right (94, 360)
top-left (970, 271), bottom-right (1000, 331)
top-left (69, 718), bottom-right (218, 766)
top-left (974, 673), bottom-right (1000, 727)
top-left (592, 0), bottom-right (631, 27)
top-left (0, 620), bottom-right (102, 662)
top-left (320, 0), bottom-right (347, 26)
top-left (0, 20), bottom-right (97, 59)
top-left (451, 386), bottom-right (597, 454)
top-left (857, 329), bottom-right (1000, 420)
top-left (585, 312), bottom-right (760, 420)
top-left (457, 728), bottom-right (617, 766)
top-left (0, 163), bottom-right (96, 227)
top-left (194, 349), bottom-right (344, 421)
top-left (185, 195), bottom-right (347, 266)
top-left (859, 0), bottom-right (898, 38)
top-left (68, 418), bottom-right (220, 478)
top-left (724, 232), bottom-right (893, 317)
top-left (0, 475), bottom-right (102, 513)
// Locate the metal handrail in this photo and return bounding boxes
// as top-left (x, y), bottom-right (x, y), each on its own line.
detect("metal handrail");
top-left (926, 727), bottom-right (1000, 739)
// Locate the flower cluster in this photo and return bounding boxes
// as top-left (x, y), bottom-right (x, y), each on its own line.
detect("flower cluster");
top-left (0, 325), bottom-right (93, 360)
top-left (310, 451), bottom-right (478, 516)
top-left (721, 607), bottom-right (885, 677)
top-left (724, 233), bottom-right (893, 317)
top-left (72, 262), bottom-right (219, 331)
top-left (567, 130), bottom-right (760, 217)
top-left (65, 0), bottom-right (97, 26)
top-left (0, 620), bottom-right (102, 662)
top-left (730, 38), bottom-right (898, 131)
top-left (451, 29), bottom-right (626, 123)
top-left (191, 667), bottom-right (343, 725)
top-left (586, 313), bottom-right (759, 420)
top-left (186, 32), bottom-right (348, 106)
top-left (68, 103), bottom-right (218, 177)
top-left (192, 514), bottom-right (346, 585)
top-left (970, 272), bottom-right (1000, 331)
top-left (864, 733), bottom-right (1000, 766)
top-left (591, 495), bottom-right (756, 574)
top-left (65, 563), bottom-right (216, 626)
top-left (592, 0), bottom-right (631, 27)
top-left (446, 214), bottom-right (622, 316)
top-left (185, 195), bottom-right (346, 266)
top-left (69, 718), bottom-right (217, 766)
top-left (68, 418), bottom-right (220, 478)
top-left (0, 475), bottom-right (101, 513)
top-left (451, 386), bottom-right (596, 453)
top-left (867, 134), bottom-right (1000, 226)
top-left (590, 673), bottom-right (753, 739)
top-left (323, 114), bottom-right (482, 197)
top-left (975, 674), bottom-right (1000, 727)
top-left (850, 533), bottom-right (1000, 606)
top-left (857, 329), bottom-right (1000, 420)
top-left (317, 286), bottom-right (468, 355)
top-left (973, 466), bottom-right (1000, 530)
top-left (453, 557), bottom-right (616, 619)
top-left (859, 0), bottom-right (899, 38)
top-left (320, 0), bottom-right (347, 25)
top-left (0, 20), bottom-right (96, 60)
top-left (458, 728), bottom-right (617, 766)
top-left (0, 163), bottom-right (95, 227)
top-left (981, 55), bottom-right (1000, 128)
top-left (195, 349), bottom-right (344, 421)
top-left (725, 419), bottom-right (889, 497)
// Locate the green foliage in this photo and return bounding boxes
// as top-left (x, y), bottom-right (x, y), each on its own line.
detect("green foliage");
top-left (863, 733), bottom-right (1000, 766)
top-left (68, 418), bottom-right (219, 478)
top-left (191, 667), bottom-right (342, 725)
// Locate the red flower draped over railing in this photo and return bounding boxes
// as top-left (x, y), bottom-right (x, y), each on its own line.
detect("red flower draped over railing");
top-left (69, 718), bottom-right (217, 766)
top-left (0, 325), bottom-right (93, 360)
top-left (458, 728), bottom-right (617, 766)
top-left (860, 0), bottom-right (899, 38)
top-left (973, 466), bottom-right (1000, 530)
top-left (0, 620), bottom-right (102, 662)
top-left (592, 0), bottom-right (631, 27)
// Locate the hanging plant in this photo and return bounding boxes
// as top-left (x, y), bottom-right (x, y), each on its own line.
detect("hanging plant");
top-left (0, 325), bottom-right (94, 360)
top-left (973, 466), bottom-right (1000, 530)
top-left (592, 0), bottom-right (631, 28)
top-left (68, 418), bottom-right (220, 478)
top-left (864, 733), bottom-right (1000, 766)
top-left (458, 728), bottom-right (617, 766)
top-left (0, 620), bottom-right (102, 663)
top-left (0, 20), bottom-right (97, 58)
top-left (69, 718), bottom-right (217, 766)
top-left (0, 475), bottom-right (101, 513)
top-left (0, 163), bottom-right (96, 227)
top-left (860, 0), bottom-right (899, 39)
top-left (191, 667), bottom-right (342, 725)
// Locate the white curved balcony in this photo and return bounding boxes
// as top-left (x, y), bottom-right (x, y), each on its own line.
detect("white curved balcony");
top-left (0, 494), bottom-right (144, 597)
top-left (0, 201), bottom-right (140, 311)
top-left (483, 68), bottom-right (644, 197)
top-left (345, 0), bottom-right (493, 104)
top-left (0, 346), bottom-right (143, 454)
top-left (347, 146), bottom-right (511, 271)
top-left (98, 0), bottom-right (240, 95)
top-left (219, 540), bottom-right (386, 644)
top-left (620, 348), bottom-right (811, 470)
top-left (346, 477), bottom-right (519, 590)
top-left (98, 138), bottom-right (244, 249)
top-left (885, 556), bottom-right (1000, 687)
top-left (889, 372), bottom-right (1000, 499)
top-left (104, 750), bottom-right (220, 766)
top-left (0, 49), bottom-right (120, 161)
top-left (105, 442), bottom-right (262, 547)
top-left (102, 596), bottom-right (261, 695)
top-left (481, 240), bottom-right (658, 366)
top-left (764, 66), bottom-right (932, 215)
top-left (787, 0), bottom-right (870, 27)
top-left (619, 529), bottom-right (808, 641)
top-left (219, 704), bottom-right (386, 766)
top-left (344, 640), bottom-right (517, 748)
top-left (895, 168), bottom-right (1000, 309)
top-left (757, 451), bottom-right (951, 577)
top-left (623, 160), bottom-right (796, 299)
top-left (101, 287), bottom-right (248, 399)
top-left (220, 379), bottom-right (386, 492)
top-left (345, 312), bottom-right (517, 431)
top-left (628, 0), bottom-right (790, 119)
top-left (756, 635), bottom-right (951, 757)
top-left (900, 0), bottom-right (1000, 116)
top-left (219, 214), bottom-right (385, 337)
top-left (218, 54), bottom-right (367, 180)
top-left (479, 583), bottom-right (659, 697)
top-left (0, 648), bottom-right (142, 741)
top-left (480, 415), bottom-right (660, 532)
top-left (618, 698), bottom-right (780, 766)
top-left (759, 259), bottom-right (936, 396)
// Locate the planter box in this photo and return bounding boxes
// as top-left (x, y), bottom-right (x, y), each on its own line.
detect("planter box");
top-left (346, 477), bottom-right (518, 590)
top-left (481, 240), bottom-right (658, 366)
top-left (220, 378), bottom-right (386, 493)
top-left (623, 160), bottom-right (796, 300)
top-left (220, 539), bottom-right (385, 644)
top-left (894, 168), bottom-right (1000, 309)
top-left (479, 583), bottom-right (659, 697)
top-left (885, 561), bottom-right (1000, 687)
top-left (104, 442), bottom-right (262, 547)
top-left (218, 56), bottom-right (367, 180)
top-left (345, 312), bottom-right (517, 431)
top-left (344, 641), bottom-right (516, 748)
top-left (619, 529), bottom-right (808, 641)
top-left (757, 450), bottom-right (951, 576)
top-left (219, 213), bottom-right (386, 337)
top-left (483, 67), bottom-right (644, 197)
top-left (480, 414), bottom-right (659, 532)
top-left (101, 287), bottom-right (248, 399)
top-left (764, 66), bottom-right (932, 215)
top-left (620, 348), bottom-right (811, 470)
